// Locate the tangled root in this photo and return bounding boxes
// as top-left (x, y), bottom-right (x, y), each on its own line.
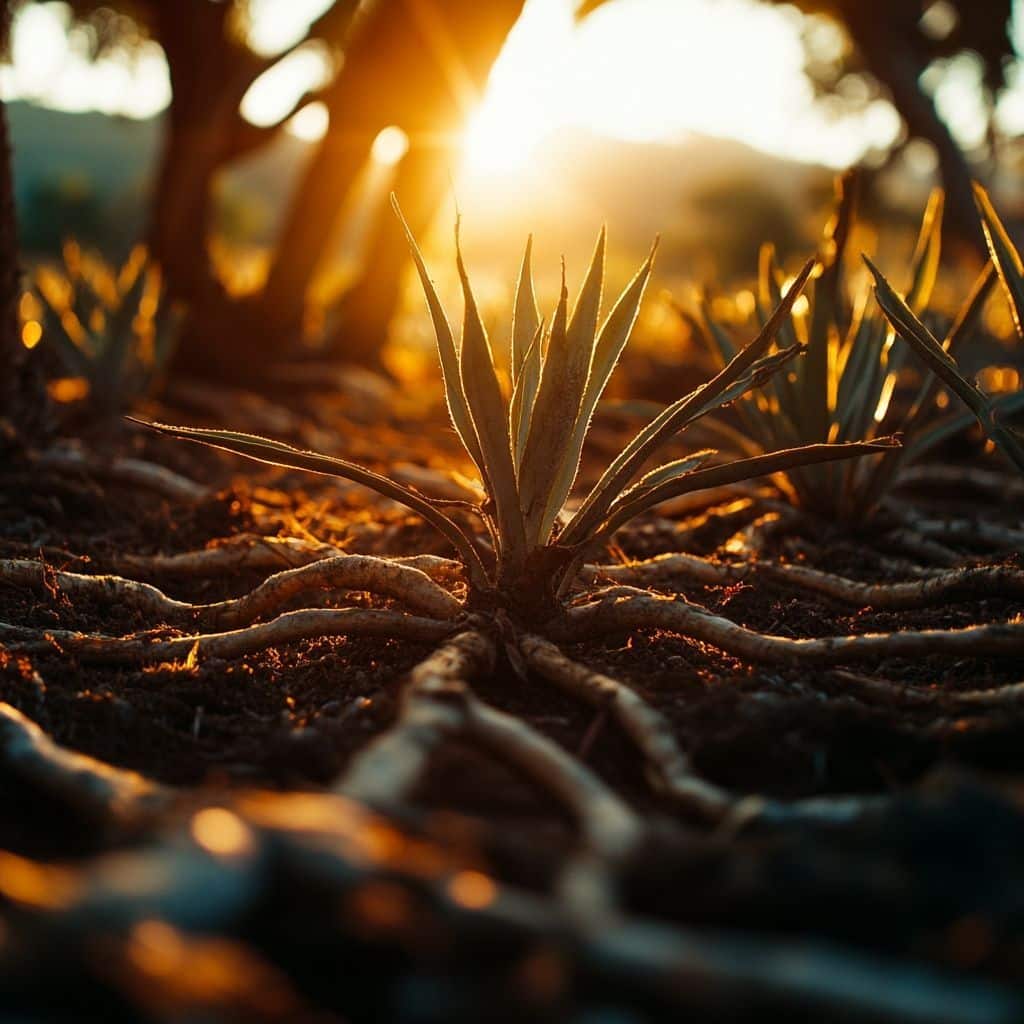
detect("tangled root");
top-left (0, 701), bottom-right (168, 824)
top-left (3, 554), bottom-right (462, 626)
top-left (561, 588), bottom-right (1024, 664)
top-left (586, 554), bottom-right (1024, 610)
top-left (0, 607), bottom-right (453, 664)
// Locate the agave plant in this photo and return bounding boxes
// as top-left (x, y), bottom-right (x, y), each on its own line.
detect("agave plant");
top-left (28, 241), bottom-right (180, 414)
top-left (693, 174), bottom-right (987, 520)
top-left (869, 184), bottom-right (1024, 476)
top-left (136, 199), bottom-right (890, 624)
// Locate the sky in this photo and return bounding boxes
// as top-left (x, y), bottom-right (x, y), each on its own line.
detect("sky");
top-left (2, 0), bottom-right (1022, 177)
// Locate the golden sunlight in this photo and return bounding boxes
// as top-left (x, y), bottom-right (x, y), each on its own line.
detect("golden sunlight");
top-left (453, 0), bottom-right (903, 184)
top-left (462, 100), bottom-right (544, 174)
top-left (5, 0), bottom-right (1019, 172)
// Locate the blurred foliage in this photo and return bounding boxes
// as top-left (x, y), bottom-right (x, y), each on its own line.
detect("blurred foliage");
top-left (24, 240), bottom-right (181, 417)
top-left (692, 175), bottom-right (1015, 520)
top-left (688, 176), bottom-right (808, 280)
top-left (792, 0), bottom-right (1015, 97)
top-left (871, 183), bottom-right (1024, 475)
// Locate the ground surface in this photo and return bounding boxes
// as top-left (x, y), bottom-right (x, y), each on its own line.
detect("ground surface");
top-left (1, 382), bottom-right (1023, 1022)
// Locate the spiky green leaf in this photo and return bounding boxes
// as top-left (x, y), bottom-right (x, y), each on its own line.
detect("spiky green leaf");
top-left (392, 195), bottom-right (487, 479)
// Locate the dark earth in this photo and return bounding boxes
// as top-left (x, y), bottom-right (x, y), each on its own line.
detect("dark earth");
top-left (1, 382), bottom-right (1023, 1023)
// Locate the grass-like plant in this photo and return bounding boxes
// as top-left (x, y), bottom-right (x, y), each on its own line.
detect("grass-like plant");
top-left (693, 175), bottom-right (992, 520)
top-left (28, 241), bottom-right (180, 414)
top-left (135, 199), bottom-right (890, 623)
top-left (868, 184), bottom-right (1024, 476)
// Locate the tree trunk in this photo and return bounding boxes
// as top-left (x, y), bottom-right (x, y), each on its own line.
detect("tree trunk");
top-left (260, 0), bottom-right (526, 366)
top-left (0, 94), bottom-right (48, 447)
top-left (842, 4), bottom-right (986, 255)
top-left (324, 140), bottom-right (454, 366)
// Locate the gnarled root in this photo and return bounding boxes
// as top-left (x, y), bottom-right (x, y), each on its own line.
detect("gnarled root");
top-left (2, 554), bottom-right (462, 626)
top-left (339, 631), bottom-right (641, 915)
top-left (0, 607), bottom-right (453, 664)
top-left (520, 634), bottom-right (730, 820)
top-left (560, 588), bottom-right (1024, 664)
top-left (518, 636), bottom-right (889, 830)
top-left (833, 670), bottom-right (1024, 711)
top-left (585, 555), bottom-right (1024, 610)
top-left (881, 528), bottom-right (962, 567)
top-left (632, 498), bottom-right (765, 550)
top-left (30, 448), bottom-right (208, 503)
top-left (754, 561), bottom-right (1024, 609)
top-left (338, 631), bottom-right (493, 807)
top-left (896, 464), bottom-right (1024, 503)
top-left (905, 517), bottom-right (1024, 552)
top-left (111, 534), bottom-right (464, 585)
top-left (0, 702), bottom-right (169, 825)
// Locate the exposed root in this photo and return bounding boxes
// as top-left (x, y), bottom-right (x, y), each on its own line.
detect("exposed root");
top-left (3, 783), bottom-right (1017, 1024)
top-left (0, 702), bottom-right (169, 824)
top-left (519, 636), bottom-right (889, 829)
top-left (560, 588), bottom-right (1024, 664)
top-left (339, 631), bottom-right (641, 915)
top-left (338, 631), bottom-right (493, 807)
top-left (833, 670), bottom-right (1024, 711)
top-left (583, 552), bottom-right (730, 588)
top-left (754, 561), bottom-right (1024, 609)
top-left (111, 534), bottom-right (464, 585)
top-left (896, 464), bottom-right (1024, 503)
top-left (721, 508), bottom-right (798, 557)
top-left (632, 498), bottom-right (764, 549)
top-left (645, 482), bottom-right (771, 520)
top-left (585, 554), bottom-right (1024, 610)
top-left (882, 528), bottom-right (962, 567)
top-left (0, 607), bottom-right (453, 664)
top-left (520, 634), bottom-right (731, 820)
top-left (31, 448), bottom-right (209, 503)
top-left (584, 912), bottom-right (1023, 1024)
top-left (2, 554), bottom-right (462, 625)
top-left (907, 517), bottom-right (1024, 551)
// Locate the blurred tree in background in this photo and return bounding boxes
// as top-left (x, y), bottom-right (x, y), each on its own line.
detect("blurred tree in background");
top-left (7, 0), bottom-right (526, 379)
top-left (582, 0), bottom-right (1016, 249)
top-left (3, 0), bottom-right (1018, 382)
top-left (0, 3), bottom-right (48, 444)
top-left (789, 0), bottom-right (1015, 247)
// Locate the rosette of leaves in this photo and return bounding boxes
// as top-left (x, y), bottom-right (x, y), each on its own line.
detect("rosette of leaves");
top-left (137, 199), bottom-right (891, 623)
top-left (693, 175), bottom-right (993, 520)
top-left (868, 183), bottom-right (1024, 476)
top-left (29, 241), bottom-right (180, 415)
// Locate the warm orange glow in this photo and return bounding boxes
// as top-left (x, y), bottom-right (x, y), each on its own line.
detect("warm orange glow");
top-left (21, 320), bottom-right (42, 349)
top-left (48, 377), bottom-right (90, 403)
top-left (348, 880), bottom-right (413, 934)
top-left (128, 919), bottom-right (186, 976)
top-left (372, 126), bottom-right (410, 166)
top-left (0, 850), bottom-right (80, 908)
top-left (190, 807), bottom-right (255, 858)
top-left (462, 101), bottom-right (541, 175)
top-left (977, 365), bottom-right (1021, 393)
top-left (873, 372), bottom-right (897, 423)
top-left (237, 791), bottom-right (364, 833)
top-left (288, 101), bottom-right (329, 142)
top-left (123, 919), bottom-right (297, 1014)
top-left (447, 869), bottom-right (496, 910)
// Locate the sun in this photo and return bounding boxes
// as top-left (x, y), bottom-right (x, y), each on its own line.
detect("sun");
top-left (461, 98), bottom-right (547, 176)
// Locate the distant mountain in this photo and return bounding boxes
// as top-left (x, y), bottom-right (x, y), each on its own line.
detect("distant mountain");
top-left (7, 101), bottom-right (159, 254)
top-left (5, 101), bottom-right (832, 277)
top-left (452, 127), bottom-right (833, 279)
